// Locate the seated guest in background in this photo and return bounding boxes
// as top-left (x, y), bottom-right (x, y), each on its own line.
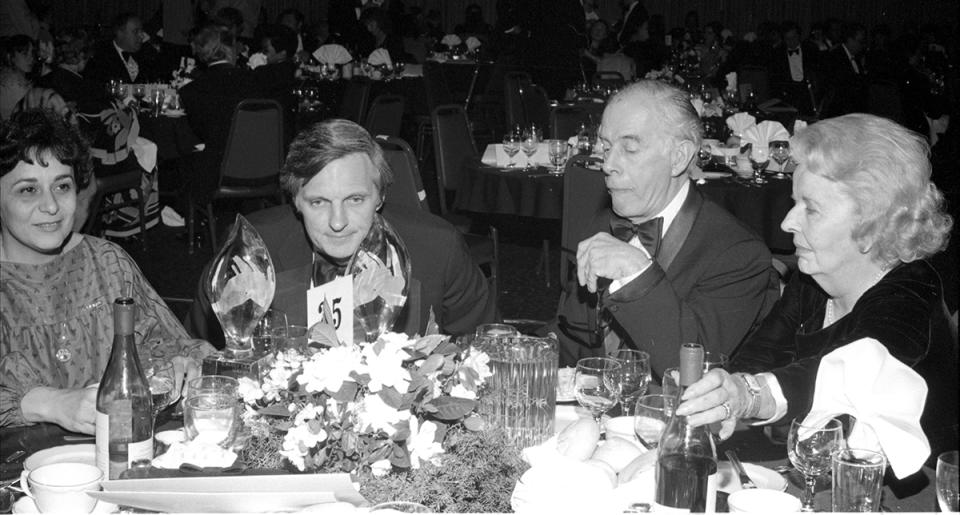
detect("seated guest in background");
top-left (178, 23), bottom-right (256, 204)
top-left (277, 8), bottom-right (310, 61)
top-left (252, 24), bottom-right (298, 145)
top-left (676, 114), bottom-right (957, 458)
top-left (551, 80), bottom-right (780, 374)
top-left (37, 28), bottom-right (106, 112)
top-left (821, 22), bottom-right (868, 117)
top-left (212, 7), bottom-right (251, 66)
top-left (0, 110), bottom-right (214, 433)
top-left (0, 34), bottom-right (36, 120)
top-left (453, 3), bottom-right (493, 45)
top-left (696, 21), bottom-right (728, 84)
top-left (185, 119), bottom-right (498, 347)
top-left (580, 20), bottom-right (618, 80)
top-left (358, 7), bottom-right (406, 62)
top-left (84, 13), bottom-right (155, 84)
top-left (768, 21), bottom-right (820, 115)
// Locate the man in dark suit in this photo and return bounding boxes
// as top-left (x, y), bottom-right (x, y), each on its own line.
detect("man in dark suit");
top-left (768, 21), bottom-right (820, 115)
top-left (821, 23), bottom-right (868, 117)
top-left (551, 80), bottom-right (779, 375)
top-left (84, 12), bottom-right (156, 84)
top-left (251, 24), bottom-right (298, 145)
top-left (185, 119), bottom-right (498, 347)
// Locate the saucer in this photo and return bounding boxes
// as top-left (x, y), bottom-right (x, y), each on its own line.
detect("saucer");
top-left (12, 497), bottom-right (117, 514)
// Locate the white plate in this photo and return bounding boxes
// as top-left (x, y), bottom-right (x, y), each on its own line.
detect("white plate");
top-left (702, 171), bottom-right (732, 179)
top-left (162, 109), bottom-right (186, 118)
top-left (13, 497), bottom-right (117, 514)
top-left (89, 490), bottom-right (337, 513)
top-left (716, 462), bottom-right (787, 493)
top-left (23, 444), bottom-right (95, 472)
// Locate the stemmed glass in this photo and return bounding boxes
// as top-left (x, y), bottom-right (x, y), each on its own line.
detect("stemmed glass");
top-left (521, 124), bottom-right (541, 169)
top-left (574, 357), bottom-right (622, 426)
top-left (108, 80), bottom-right (126, 102)
top-left (749, 144), bottom-right (769, 185)
top-left (611, 349), bottom-right (650, 409)
top-left (937, 451), bottom-right (959, 512)
top-left (502, 131), bottom-right (521, 168)
top-left (546, 139), bottom-right (568, 174)
top-left (144, 356), bottom-right (179, 427)
top-left (788, 418), bottom-right (845, 512)
top-left (770, 140), bottom-right (791, 179)
top-left (633, 393), bottom-right (673, 450)
top-left (132, 84), bottom-right (146, 109)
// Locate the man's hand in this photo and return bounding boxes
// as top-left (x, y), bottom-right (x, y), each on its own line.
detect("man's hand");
top-left (576, 232), bottom-right (651, 293)
top-left (21, 386), bottom-right (98, 435)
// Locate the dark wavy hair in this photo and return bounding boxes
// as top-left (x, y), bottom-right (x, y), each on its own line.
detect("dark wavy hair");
top-left (0, 109), bottom-right (92, 189)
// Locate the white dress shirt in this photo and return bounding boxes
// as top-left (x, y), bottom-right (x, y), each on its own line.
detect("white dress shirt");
top-left (787, 46), bottom-right (804, 81)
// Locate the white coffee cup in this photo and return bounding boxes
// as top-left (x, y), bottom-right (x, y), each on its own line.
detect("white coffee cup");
top-left (23, 462), bottom-right (102, 513)
top-left (727, 488), bottom-right (801, 513)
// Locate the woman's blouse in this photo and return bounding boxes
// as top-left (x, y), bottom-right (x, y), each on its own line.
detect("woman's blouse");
top-left (0, 236), bottom-right (207, 427)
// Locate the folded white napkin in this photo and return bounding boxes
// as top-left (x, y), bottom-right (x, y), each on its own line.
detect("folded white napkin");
top-left (152, 439), bottom-right (238, 469)
top-left (800, 338), bottom-right (930, 478)
top-left (483, 143), bottom-right (549, 167)
top-left (131, 136), bottom-right (158, 172)
top-left (465, 36), bottom-right (482, 52)
top-left (741, 120), bottom-right (789, 149)
top-left (725, 71), bottom-right (738, 93)
top-left (726, 112), bottom-right (756, 137)
top-left (313, 44), bottom-right (352, 65)
top-left (441, 34), bottom-right (462, 47)
top-left (367, 48), bottom-right (392, 67)
top-left (247, 52), bottom-right (267, 69)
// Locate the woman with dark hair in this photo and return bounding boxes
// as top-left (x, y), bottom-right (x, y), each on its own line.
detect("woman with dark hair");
top-left (36, 28), bottom-right (105, 111)
top-left (677, 114), bottom-right (957, 460)
top-left (580, 19), bottom-right (618, 80)
top-left (0, 35), bottom-right (36, 119)
top-left (0, 109), bottom-right (214, 432)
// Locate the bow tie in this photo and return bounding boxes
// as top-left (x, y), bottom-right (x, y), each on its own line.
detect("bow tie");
top-left (312, 254), bottom-right (347, 287)
top-left (610, 216), bottom-right (664, 258)
top-left (787, 48), bottom-right (800, 56)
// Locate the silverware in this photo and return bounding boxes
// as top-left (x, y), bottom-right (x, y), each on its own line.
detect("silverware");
top-left (725, 450), bottom-right (757, 489)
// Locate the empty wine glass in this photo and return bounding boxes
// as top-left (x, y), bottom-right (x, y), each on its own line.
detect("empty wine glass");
top-left (769, 140), bottom-right (791, 179)
top-left (612, 349), bottom-right (650, 408)
top-left (502, 132), bottom-right (521, 168)
top-left (938, 451), bottom-right (959, 512)
top-left (521, 125), bottom-right (541, 169)
top-left (546, 139), bottom-right (568, 173)
top-left (633, 393), bottom-right (673, 450)
top-left (132, 84), bottom-right (146, 108)
top-left (788, 418), bottom-right (844, 512)
top-left (574, 357), bottom-right (621, 427)
top-left (750, 144), bottom-right (769, 184)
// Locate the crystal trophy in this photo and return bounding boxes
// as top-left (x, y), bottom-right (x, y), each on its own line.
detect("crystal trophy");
top-left (347, 215), bottom-right (411, 343)
top-left (202, 215), bottom-right (276, 379)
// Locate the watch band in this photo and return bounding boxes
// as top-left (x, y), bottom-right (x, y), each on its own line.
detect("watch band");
top-left (735, 373), bottom-right (762, 419)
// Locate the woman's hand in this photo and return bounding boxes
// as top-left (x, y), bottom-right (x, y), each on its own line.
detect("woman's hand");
top-left (674, 369), bottom-right (748, 440)
top-left (168, 339), bottom-right (217, 399)
top-left (21, 386), bottom-right (98, 434)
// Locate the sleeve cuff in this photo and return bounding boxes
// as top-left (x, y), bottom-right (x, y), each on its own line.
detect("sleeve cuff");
top-left (747, 372), bottom-right (788, 425)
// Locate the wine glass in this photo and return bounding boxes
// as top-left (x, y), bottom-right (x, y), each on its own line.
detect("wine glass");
top-left (520, 125), bottom-right (540, 169)
top-left (145, 356), bottom-right (178, 425)
top-left (252, 308), bottom-right (288, 355)
top-left (769, 140), bottom-right (791, 179)
top-left (633, 393), bottom-right (672, 450)
top-left (546, 139), bottom-right (568, 174)
top-left (108, 80), bottom-right (126, 102)
top-left (749, 145), bottom-right (769, 184)
top-left (788, 418), bottom-right (844, 512)
top-left (502, 132), bottom-right (521, 168)
top-left (574, 357), bottom-right (622, 426)
top-left (132, 84), bottom-right (146, 109)
top-left (612, 349), bottom-right (650, 409)
top-left (938, 451), bottom-right (959, 512)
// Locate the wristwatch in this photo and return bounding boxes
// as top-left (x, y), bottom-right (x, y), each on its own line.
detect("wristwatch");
top-left (735, 373), bottom-right (763, 419)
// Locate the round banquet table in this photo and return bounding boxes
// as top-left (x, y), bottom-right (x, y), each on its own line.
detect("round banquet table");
top-left (455, 158), bottom-right (795, 253)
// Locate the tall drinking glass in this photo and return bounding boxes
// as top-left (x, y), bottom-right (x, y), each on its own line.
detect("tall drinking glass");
top-left (612, 349), bottom-right (650, 408)
top-left (938, 450), bottom-right (959, 512)
top-left (831, 448), bottom-right (886, 512)
top-left (574, 357), bottom-right (621, 426)
top-left (546, 139), bottom-right (568, 173)
top-left (788, 418), bottom-right (844, 512)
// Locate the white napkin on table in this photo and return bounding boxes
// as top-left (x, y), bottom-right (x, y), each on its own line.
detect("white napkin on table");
top-left (367, 48), bottom-right (392, 67)
top-left (726, 112), bottom-right (756, 136)
top-left (131, 136), bottom-right (157, 173)
top-left (247, 52), bottom-right (267, 69)
top-left (800, 338), bottom-right (930, 479)
top-left (441, 34), bottom-right (462, 47)
top-left (741, 120), bottom-right (789, 149)
top-left (725, 71), bottom-right (738, 93)
top-left (152, 439), bottom-right (238, 469)
top-left (465, 36), bottom-right (482, 52)
top-left (313, 44), bottom-right (352, 65)
top-left (483, 143), bottom-right (549, 167)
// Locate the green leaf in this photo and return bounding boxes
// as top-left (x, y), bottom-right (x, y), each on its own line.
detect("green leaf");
top-left (424, 306), bottom-right (439, 336)
top-left (329, 381), bottom-right (359, 403)
top-left (463, 415), bottom-right (486, 431)
top-left (433, 340), bottom-right (461, 357)
top-left (412, 334), bottom-right (447, 355)
top-left (424, 396), bottom-right (476, 421)
top-left (442, 356), bottom-right (456, 374)
top-left (392, 423), bottom-right (411, 442)
top-left (257, 404), bottom-right (293, 417)
top-left (417, 353), bottom-right (445, 374)
top-left (389, 444), bottom-right (410, 469)
top-left (379, 387), bottom-right (404, 409)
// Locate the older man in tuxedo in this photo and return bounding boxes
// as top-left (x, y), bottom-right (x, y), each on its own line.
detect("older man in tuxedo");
top-left (84, 12), bottom-right (154, 84)
top-left (186, 119), bottom-right (498, 347)
top-left (551, 80), bottom-right (779, 375)
top-left (769, 21), bottom-right (821, 115)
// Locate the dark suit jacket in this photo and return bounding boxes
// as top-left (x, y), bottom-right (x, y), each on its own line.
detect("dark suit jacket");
top-left (36, 67), bottom-right (108, 112)
top-left (251, 60), bottom-right (297, 144)
top-left (729, 261), bottom-right (958, 460)
top-left (821, 45), bottom-right (868, 116)
top-left (616, 0), bottom-right (648, 47)
top-left (768, 42), bottom-right (819, 85)
top-left (552, 186), bottom-right (780, 375)
top-left (84, 41), bottom-right (158, 84)
top-left (184, 203), bottom-right (498, 347)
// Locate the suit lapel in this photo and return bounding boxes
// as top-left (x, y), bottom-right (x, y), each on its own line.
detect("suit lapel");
top-left (657, 185), bottom-right (702, 271)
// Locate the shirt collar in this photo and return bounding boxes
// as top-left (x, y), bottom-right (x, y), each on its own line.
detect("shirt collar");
top-left (655, 180), bottom-right (690, 235)
top-left (113, 41), bottom-right (127, 59)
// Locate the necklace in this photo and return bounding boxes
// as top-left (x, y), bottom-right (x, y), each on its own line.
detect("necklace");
top-left (823, 268), bottom-right (889, 327)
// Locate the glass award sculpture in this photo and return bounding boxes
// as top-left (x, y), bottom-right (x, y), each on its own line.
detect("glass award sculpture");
top-left (347, 215), bottom-right (411, 343)
top-left (202, 214), bottom-right (276, 379)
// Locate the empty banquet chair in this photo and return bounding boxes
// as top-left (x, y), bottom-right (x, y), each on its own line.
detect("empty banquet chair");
top-left (199, 99), bottom-right (284, 249)
top-left (337, 78), bottom-right (372, 123)
top-left (592, 70), bottom-right (627, 89)
top-left (431, 104), bottom-right (499, 297)
top-left (560, 155), bottom-right (608, 291)
top-left (523, 84), bottom-right (552, 133)
top-left (550, 104), bottom-right (593, 140)
top-left (364, 93), bottom-right (405, 138)
top-left (415, 61), bottom-right (456, 166)
top-left (376, 135), bottom-right (428, 211)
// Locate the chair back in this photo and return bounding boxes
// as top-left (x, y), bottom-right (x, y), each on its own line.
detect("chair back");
top-left (220, 99), bottom-right (284, 184)
top-left (432, 104), bottom-right (477, 216)
top-left (504, 71), bottom-right (533, 129)
top-left (593, 68), bottom-right (629, 86)
top-left (338, 78), bottom-right (372, 122)
top-left (738, 65), bottom-right (770, 103)
top-left (376, 135), bottom-right (428, 211)
top-left (561, 155), bottom-right (608, 290)
top-left (550, 104), bottom-right (593, 140)
top-left (523, 84), bottom-right (552, 133)
top-left (364, 93), bottom-right (405, 137)
top-left (423, 60), bottom-right (455, 112)
top-left (867, 80), bottom-right (903, 124)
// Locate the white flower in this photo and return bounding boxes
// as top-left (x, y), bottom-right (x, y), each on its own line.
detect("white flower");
top-left (462, 350), bottom-right (493, 382)
top-left (449, 384), bottom-right (476, 400)
top-left (371, 459), bottom-right (392, 477)
top-left (357, 394), bottom-right (409, 436)
top-left (238, 377), bottom-right (264, 405)
top-left (279, 408), bottom-right (328, 471)
top-left (407, 418), bottom-right (443, 469)
top-left (363, 337), bottom-right (411, 393)
top-left (299, 344), bottom-right (364, 393)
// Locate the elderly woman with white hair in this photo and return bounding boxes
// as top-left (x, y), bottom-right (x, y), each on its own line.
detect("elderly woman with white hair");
top-left (676, 113), bottom-right (956, 459)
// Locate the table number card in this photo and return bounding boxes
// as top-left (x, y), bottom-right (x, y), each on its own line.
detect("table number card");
top-left (307, 276), bottom-right (353, 344)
